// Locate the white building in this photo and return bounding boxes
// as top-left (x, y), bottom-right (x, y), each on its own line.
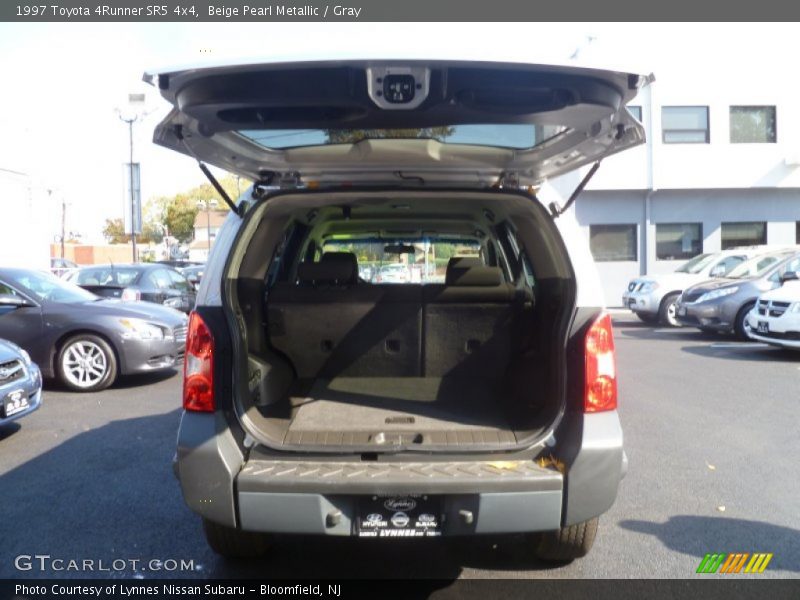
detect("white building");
top-left (544, 57), bottom-right (800, 307)
top-left (0, 168), bottom-right (53, 270)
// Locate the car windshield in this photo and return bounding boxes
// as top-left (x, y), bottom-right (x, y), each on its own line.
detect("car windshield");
top-left (11, 270), bottom-right (98, 303)
top-left (75, 267), bottom-right (139, 286)
top-left (726, 253), bottom-right (789, 279)
top-left (239, 124), bottom-right (567, 151)
top-left (675, 253), bottom-right (714, 274)
top-left (321, 238), bottom-right (482, 284)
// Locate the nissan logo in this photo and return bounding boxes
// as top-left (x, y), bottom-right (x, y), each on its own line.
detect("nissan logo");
top-left (384, 497), bottom-right (416, 511)
top-left (390, 512), bottom-right (410, 528)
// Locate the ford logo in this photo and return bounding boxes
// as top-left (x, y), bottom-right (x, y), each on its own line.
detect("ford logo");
top-left (390, 512), bottom-right (410, 528)
top-left (418, 513), bottom-right (436, 523)
top-left (384, 497), bottom-right (416, 511)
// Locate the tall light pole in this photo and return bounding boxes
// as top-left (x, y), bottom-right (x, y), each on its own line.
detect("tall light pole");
top-left (117, 93), bottom-right (146, 263)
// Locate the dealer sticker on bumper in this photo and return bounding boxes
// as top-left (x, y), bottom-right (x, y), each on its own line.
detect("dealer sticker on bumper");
top-left (355, 495), bottom-right (442, 538)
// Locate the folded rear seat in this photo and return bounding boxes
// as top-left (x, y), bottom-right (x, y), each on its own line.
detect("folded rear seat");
top-left (268, 252), bottom-right (422, 378)
top-left (423, 258), bottom-right (523, 378)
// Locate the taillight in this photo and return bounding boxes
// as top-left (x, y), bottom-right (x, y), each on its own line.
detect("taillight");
top-left (584, 312), bottom-right (617, 412)
top-left (121, 288), bottom-right (141, 302)
top-left (183, 311), bottom-right (214, 412)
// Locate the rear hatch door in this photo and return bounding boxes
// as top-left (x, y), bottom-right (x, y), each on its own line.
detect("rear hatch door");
top-left (146, 59), bottom-right (648, 187)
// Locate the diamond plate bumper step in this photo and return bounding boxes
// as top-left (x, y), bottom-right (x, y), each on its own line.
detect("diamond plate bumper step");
top-left (237, 457), bottom-right (563, 495)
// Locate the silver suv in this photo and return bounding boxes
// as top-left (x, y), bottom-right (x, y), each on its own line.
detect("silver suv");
top-left (149, 59), bottom-right (648, 560)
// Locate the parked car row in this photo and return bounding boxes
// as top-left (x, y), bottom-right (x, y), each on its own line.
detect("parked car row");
top-left (624, 246), bottom-right (800, 348)
top-left (63, 263), bottom-right (197, 313)
top-left (0, 268), bottom-right (189, 392)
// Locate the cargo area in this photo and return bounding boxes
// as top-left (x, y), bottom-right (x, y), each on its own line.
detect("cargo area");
top-left (228, 192), bottom-right (575, 452)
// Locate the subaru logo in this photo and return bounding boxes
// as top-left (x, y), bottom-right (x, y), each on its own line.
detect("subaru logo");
top-left (390, 512), bottom-right (410, 528)
top-left (384, 497), bottom-right (416, 511)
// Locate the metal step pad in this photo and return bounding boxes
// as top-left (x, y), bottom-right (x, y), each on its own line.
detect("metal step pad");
top-left (237, 458), bottom-right (563, 495)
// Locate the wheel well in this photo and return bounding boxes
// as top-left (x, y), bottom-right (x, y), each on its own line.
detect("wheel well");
top-left (659, 291), bottom-right (681, 311)
top-left (52, 329), bottom-right (121, 376)
top-left (735, 301), bottom-right (757, 324)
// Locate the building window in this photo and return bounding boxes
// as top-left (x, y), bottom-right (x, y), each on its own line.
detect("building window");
top-left (655, 223), bottom-right (703, 260)
top-left (721, 222), bottom-right (767, 249)
top-left (796, 221), bottom-right (800, 244)
top-left (589, 224), bottom-right (637, 262)
top-left (730, 106), bottom-right (776, 143)
top-left (662, 106), bottom-right (710, 143)
top-left (628, 105), bottom-right (642, 121)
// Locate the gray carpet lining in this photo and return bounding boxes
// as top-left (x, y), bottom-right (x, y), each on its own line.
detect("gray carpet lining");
top-left (287, 377), bottom-right (512, 433)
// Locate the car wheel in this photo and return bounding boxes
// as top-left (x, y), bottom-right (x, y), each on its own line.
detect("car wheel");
top-left (636, 312), bottom-right (659, 324)
top-left (202, 518), bottom-right (271, 558)
top-left (734, 302), bottom-right (756, 340)
top-left (658, 293), bottom-right (681, 327)
top-left (533, 517), bottom-right (599, 562)
top-left (56, 334), bottom-right (118, 392)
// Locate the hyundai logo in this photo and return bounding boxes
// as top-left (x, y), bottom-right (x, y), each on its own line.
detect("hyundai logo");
top-left (366, 513), bottom-right (383, 523)
top-left (384, 497), bottom-right (416, 511)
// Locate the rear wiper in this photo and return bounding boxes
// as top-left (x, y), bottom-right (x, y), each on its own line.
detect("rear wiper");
top-left (174, 125), bottom-right (242, 216)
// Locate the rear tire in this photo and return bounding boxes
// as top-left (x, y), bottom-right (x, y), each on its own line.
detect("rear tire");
top-left (734, 302), bottom-right (756, 340)
top-left (658, 293), bottom-right (681, 327)
top-left (534, 517), bottom-right (599, 562)
top-left (636, 312), bottom-right (659, 324)
top-left (202, 519), bottom-right (271, 558)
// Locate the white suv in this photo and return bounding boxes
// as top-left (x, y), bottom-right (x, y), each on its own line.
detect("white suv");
top-left (150, 59), bottom-right (648, 560)
top-left (746, 261), bottom-right (800, 349)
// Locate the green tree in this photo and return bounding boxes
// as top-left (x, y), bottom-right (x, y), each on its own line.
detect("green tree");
top-left (102, 218), bottom-right (129, 244)
top-left (152, 174), bottom-right (245, 243)
top-left (326, 127), bottom-right (455, 144)
top-left (102, 217), bottom-right (163, 244)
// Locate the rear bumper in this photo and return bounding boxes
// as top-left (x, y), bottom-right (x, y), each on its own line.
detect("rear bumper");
top-left (175, 409), bottom-right (625, 534)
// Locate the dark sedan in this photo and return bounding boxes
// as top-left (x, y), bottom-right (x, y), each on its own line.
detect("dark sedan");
top-left (0, 338), bottom-right (42, 426)
top-left (64, 263), bottom-right (196, 313)
top-left (0, 268), bottom-right (188, 392)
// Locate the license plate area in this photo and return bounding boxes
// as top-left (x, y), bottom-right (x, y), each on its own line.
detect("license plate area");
top-left (355, 495), bottom-right (442, 538)
top-left (757, 321), bottom-right (769, 334)
top-left (2, 389), bottom-right (29, 418)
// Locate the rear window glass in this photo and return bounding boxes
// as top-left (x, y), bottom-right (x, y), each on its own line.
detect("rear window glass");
top-left (76, 268), bottom-right (139, 286)
top-left (319, 238), bottom-right (482, 284)
top-left (238, 124), bottom-right (567, 151)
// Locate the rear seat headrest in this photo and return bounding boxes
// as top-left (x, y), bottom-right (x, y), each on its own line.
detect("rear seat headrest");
top-left (447, 256), bottom-right (484, 271)
top-left (297, 251), bottom-right (358, 285)
top-left (447, 266), bottom-right (504, 287)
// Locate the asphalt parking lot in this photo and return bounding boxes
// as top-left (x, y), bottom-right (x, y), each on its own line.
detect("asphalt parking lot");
top-left (0, 312), bottom-right (798, 581)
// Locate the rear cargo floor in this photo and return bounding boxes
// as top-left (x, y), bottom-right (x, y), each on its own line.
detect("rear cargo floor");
top-left (285, 377), bottom-right (514, 438)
